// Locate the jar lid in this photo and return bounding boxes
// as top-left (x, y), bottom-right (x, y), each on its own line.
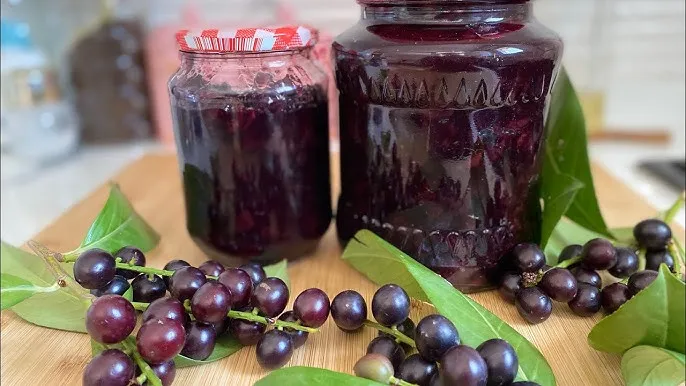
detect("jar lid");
top-left (175, 26), bottom-right (317, 53)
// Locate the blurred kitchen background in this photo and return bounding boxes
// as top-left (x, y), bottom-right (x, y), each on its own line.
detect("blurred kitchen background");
top-left (1, 0), bottom-right (684, 244)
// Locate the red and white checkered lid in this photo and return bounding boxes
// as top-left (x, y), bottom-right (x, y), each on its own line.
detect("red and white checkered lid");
top-left (176, 26), bottom-right (317, 53)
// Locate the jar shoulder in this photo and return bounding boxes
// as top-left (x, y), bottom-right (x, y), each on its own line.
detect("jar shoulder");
top-left (333, 19), bottom-right (563, 63)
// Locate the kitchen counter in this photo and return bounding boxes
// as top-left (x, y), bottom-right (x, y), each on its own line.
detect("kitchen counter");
top-left (1, 140), bottom-right (683, 246)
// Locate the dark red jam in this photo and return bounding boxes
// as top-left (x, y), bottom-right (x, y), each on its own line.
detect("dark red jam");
top-left (170, 82), bottom-right (332, 264)
top-left (334, 5), bottom-right (563, 291)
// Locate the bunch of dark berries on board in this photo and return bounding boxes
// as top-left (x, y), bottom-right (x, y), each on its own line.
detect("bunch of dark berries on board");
top-left (332, 284), bottom-right (536, 386)
top-left (76, 247), bottom-right (329, 385)
top-left (498, 218), bottom-right (677, 324)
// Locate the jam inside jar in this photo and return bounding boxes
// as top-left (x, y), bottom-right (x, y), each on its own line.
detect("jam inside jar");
top-left (333, 1), bottom-right (563, 291)
top-left (169, 27), bottom-right (332, 265)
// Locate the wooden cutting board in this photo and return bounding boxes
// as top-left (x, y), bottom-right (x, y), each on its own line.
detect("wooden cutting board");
top-left (1, 153), bottom-right (683, 386)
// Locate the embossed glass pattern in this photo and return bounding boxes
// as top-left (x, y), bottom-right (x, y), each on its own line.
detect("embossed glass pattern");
top-left (334, 0), bottom-right (563, 291)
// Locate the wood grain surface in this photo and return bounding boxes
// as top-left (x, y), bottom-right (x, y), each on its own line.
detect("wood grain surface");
top-left (1, 153), bottom-right (683, 386)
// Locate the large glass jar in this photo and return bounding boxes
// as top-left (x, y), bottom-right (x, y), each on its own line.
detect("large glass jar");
top-left (334, 1), bottom-right (563, 291)
top-left (169, 27), bottom-right (332, 265)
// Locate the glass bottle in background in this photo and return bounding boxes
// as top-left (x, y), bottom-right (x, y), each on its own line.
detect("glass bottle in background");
top-left (0, 19), bottom-right (79, 172)
top-left (69, 0), bottom-right (152, 143)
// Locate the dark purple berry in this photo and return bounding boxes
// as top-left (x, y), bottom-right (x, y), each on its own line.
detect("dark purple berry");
top-left (515, 287), bottom-right (552, 324)
top-left (113, 246), bottom-right (146, 279)
top-left (608, 247), bottom-right (639, 278)
top-left (415, 314), bottom-right (460, 362)
top-left (372, 284), bottom-right (410, 327)
top-left (557, 244), bottom-right (582, 263)
top-left (331, 290), bottom-right (367, 331)
top-left (191, 281), bottom-right (232, 323)
top-left (511, 382), bottom-right (541, 386)
top-left (440, 345), bottom-right (488, 386)
top-left (498, 272), bottom-right (522, 304)
top-left (601, 283), bottom-right (632, 314)
top-left (398, 354), bottom-right (438, 386)
top-left (571, 266), bottom-right (602, 289)
top-left (476, 339), bottom-right (518, 386)
top-left (74, 249), bottom-right (116, 289)
top-left (634, 219), bottom-right (672, 250)
top-left (628, 270), bottom-right (658, 295)
top-left (354, 353), bottom-right (394, 384)
top-left (293, 288), bottom-right (330, 328)
top-left (581, 238), bottom-right (618, 270)
top-left (199, 260), bottom-right (225, 277)
top-left (645, 249), bottom-right (675, 272)
top-left (163, 259), bottom-right (191, 287)
top-left (230, 319), bottom-right (266, 346)
top-left (429, 372), bottom-right (440, 386)
top-left (256, 329), bottom-right (293, 369)
top-left (252, 277), bottom-right (289, 317)
top-left (90, 275), bottom-right (130, 297)
top-left (132, 274), bottom-right (167, 303)
top-left (145, 360), bottom-right (175, 386)
top-left (83, 349), bottom-right (134, 386)
top-left (367, 336), bottom-right (406, 371)
top-left (181, 321), bottom-right (216, 360)
top-left (169, 266), bottom-right (207, 301)
top-left (511, 243), bottom-right (546, 273)
top-left (217, 268), bottom-right (253, 309)
top-left (239, 262), bottom-right (266, 286)
top-left (210, 317), bottom-right (230, 336)
top-left (86, 295), bottom-right (136, 344)
top-left (539, 268), bottom-right (577, 302)
top-left (142, 297), bottom-right (188, 325)
top-left (568, 283), bottom-right (601, 316)
top-left (136, 318), bottom-right (186, 364)
top-left (278, 311), bottom-right (309, 349)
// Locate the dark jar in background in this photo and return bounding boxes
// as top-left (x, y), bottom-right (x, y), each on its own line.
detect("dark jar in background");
top-left (333, 0), bottom-right (563, 291)
top-left (169, 27), bottom-right (332, 265)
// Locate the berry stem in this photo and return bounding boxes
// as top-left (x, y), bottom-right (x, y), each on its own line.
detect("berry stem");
top-left (637, 249), bottom-right (647, 271)
top-left (668, 240), bottom-right (684, 276)
top-left (26, 240), bottom-right (91, 301)
top-left (130, 302), bottom-right (318, 333)
top-left (136, 374), bottom-right (148, 385)
top-left (389, 376), bottom-right (417, 386)
top-left (555, 256), bottom-right (581, 269)
top-left (121, 337), bottom-right (162, 386)
top-left (362, 320), bottom-right (416, 348)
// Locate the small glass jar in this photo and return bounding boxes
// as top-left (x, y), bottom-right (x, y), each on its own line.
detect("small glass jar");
top-left (334, 1), bottom-right (563, 291)
top-left (169, 26), bottom-right (332, 265)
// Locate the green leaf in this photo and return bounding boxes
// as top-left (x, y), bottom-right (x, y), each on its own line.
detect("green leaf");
top-left (67, 184), bottom-right (160, 258)
top-left (539, 164), bottom-right (583, 248)
top-left (542, 68), bottom-right (611, 238)
top-left (588, 265), bottom-right (685, 354)
top-left (122, 284), bottom-right (133, 301)
top-left (1, 273), bottom-right (59, 309)
top-left (621, 346), bottom-right (685, 386)
top-left (263, 260), bottom-right (290, 289)
top-left (255, 367), bottom-right (384, 386)
top-left (343, 230), bottom-right (555, 385)
top-left (0, 241), bottom-right (89, 332)
top-left (174, 334), bottom-right (243, 368)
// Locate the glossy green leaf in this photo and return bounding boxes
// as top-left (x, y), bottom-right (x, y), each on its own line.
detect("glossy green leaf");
top-left (255, 367), bottom-right (384, 386)
top-left (174, 334), bottom-right (243, 368)
top-left (539, 162), bottom-right (583, 248)
top-left (621, 346), bottom-right (685, 386)
top-left (66, 184), bottom-right (160, 259)
top-left (343, 230), bottom-right (555, 385)
top-left (542, 68), bottom-right (611, 239)
top-left (264, 260), bottom-right (290, 289)
top-left (588, 265), bottom-right (685, 354)
top-left (1, 273), bottom-right (59, 309)
top-left (0, 241), bottom-right (90, 332)
top-left (122, 284), bottom-right (133, 301)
